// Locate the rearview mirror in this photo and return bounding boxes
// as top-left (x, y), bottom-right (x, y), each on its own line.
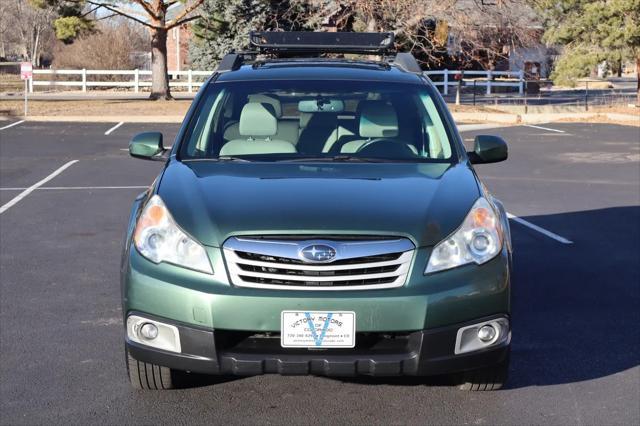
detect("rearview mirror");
top-left (298, 99), bottom-right (345, 113)
top-left (468, 135), bottom-right (508, 164)
top-left (129, 132), bottom-right (165, 160)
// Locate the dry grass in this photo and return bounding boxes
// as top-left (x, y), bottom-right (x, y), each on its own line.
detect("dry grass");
top-left (447, 104), bottom-right (503, 113)
top-left (555, 115), bottom-right (640, 126)
top-left (0, 99), bottom-right (192, 117)
top-left (590, 105), bottom-right (640, 116)
top-left (0, 74), bottom-right (24, 92)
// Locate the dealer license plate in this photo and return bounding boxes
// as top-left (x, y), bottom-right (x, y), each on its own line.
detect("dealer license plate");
top-left (281, 311), bottom-right (355, 348)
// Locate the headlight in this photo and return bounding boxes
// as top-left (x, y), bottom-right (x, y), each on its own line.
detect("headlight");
top-left (425, 197), bottom-right (503, 274)
top-left (133, 195), bottom-right (213, 274)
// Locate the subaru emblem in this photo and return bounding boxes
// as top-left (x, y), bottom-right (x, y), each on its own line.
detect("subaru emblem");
top-left (299, 244), bottom-right (337, 263)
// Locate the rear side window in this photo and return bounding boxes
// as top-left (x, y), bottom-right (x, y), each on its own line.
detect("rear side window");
top-left (179, 80), bottom-right (457, 162)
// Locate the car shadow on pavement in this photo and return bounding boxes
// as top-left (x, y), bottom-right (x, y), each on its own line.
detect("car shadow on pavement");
top-left (336, 206), bottom-right (640, 390)
top-left (505, 205), bottom-right (640, 389)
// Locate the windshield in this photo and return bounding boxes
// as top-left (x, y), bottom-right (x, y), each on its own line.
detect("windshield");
top-left (179, 80), bottom-right (457, 162)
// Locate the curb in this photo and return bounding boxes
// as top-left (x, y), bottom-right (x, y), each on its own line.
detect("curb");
top-left (452, 112), bottom-right (639, 126)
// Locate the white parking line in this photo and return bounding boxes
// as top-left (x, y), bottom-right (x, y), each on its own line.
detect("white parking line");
top-left (0, 160), bottom-right (79, 214)
top-left (120, 145), bottom-right (171, 151)
top-left (0, 120), bottom-right (25, 131)
top-left (0, 185), bottom-right (149, 191)
top-left (523, 124), bottom-right (565, 133)
top-left (0, 185), bottom-right (147, 191)
top-left (105, 122), bottom-right (124, 135)
top-left (458, 123), bottom-right (512, 132)
top-left (507, 212), bottom-right (573, 244)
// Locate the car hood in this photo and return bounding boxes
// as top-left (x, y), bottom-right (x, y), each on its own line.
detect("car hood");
top-left (157, 161), bottom-right (480, 248)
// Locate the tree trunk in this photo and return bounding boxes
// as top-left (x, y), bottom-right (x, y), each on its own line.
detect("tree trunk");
top-left (150, 27), bottom-right (172, 100)
top-left (32, 28), bottom-right (40, 67)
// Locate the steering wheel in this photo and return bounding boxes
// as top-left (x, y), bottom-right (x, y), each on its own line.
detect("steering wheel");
top-left (355, 138), bottom-right (418, 158)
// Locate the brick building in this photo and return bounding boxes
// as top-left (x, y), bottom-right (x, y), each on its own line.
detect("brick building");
top-left (165, 3), bottom-right (196, 71)
top-left (167, 23), bottom-right (191, 71)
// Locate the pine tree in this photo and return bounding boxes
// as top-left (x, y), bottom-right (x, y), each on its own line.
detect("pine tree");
top-left (189, 0), bottom-right (318, 69)
top-left (189, 0), bottom-right (271, 69)
top-left (533, 0), bottom-right (640, 104)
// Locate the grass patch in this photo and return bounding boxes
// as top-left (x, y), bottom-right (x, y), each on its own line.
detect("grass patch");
top-left (0, 99), bottom-right (192, 117)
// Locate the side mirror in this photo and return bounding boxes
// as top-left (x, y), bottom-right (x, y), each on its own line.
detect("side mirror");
top-left (129, 132), bottom-right (165, 160)
top-left (468, 135), bottom-right (508, 164)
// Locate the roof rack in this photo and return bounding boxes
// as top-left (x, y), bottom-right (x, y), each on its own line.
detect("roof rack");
top-left (215, 32), bottom-right (423, 75)
top-left (390, 52), bottom-right (422, 74)
top-left (249, 31), bottom-right (395, 55)
top-left (215, 53), bottom-right (243, 72)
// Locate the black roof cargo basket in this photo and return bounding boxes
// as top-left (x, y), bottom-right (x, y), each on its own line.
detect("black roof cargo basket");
top-left (215, 32), bottom-right (423, 74)
top-left (249, 31), bottom-right (395, 55)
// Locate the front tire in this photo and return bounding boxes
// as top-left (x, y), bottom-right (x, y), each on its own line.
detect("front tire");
top-left (456, 352), bottom-right (510, 391)
top-left (126, 350), bottom-right (175, 390)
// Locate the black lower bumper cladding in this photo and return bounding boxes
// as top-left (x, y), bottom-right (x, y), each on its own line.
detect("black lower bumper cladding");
top-left (126, 313), bottom-right (509, 377)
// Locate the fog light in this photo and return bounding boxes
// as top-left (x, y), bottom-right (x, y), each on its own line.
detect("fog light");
top-left (126, 315), bottom-right (181, 353)
top-left (454, 317), bottom-right (510, 355)
top-left (140, 323), bottom-right (158, 340)
top-left (477, 324), bottom-right (497, 342)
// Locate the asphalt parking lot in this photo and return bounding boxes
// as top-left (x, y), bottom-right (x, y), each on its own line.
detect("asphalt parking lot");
top-left (0, 119), bottom-right (638, 425)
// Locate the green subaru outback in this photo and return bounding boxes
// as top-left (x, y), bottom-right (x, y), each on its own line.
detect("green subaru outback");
top-left (122, 32), bottom-right (512, 391)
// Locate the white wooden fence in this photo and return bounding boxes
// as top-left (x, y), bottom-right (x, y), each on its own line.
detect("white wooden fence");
top-left (423, 69), bottom-right (525, 95)
top-left (28, 68), bottom-right (526, 95)
top-left (29, 69), bottom-right (210, 93)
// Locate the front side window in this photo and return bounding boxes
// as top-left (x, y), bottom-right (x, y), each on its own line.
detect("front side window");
top-left (179, 80), bottom-right (457, 162)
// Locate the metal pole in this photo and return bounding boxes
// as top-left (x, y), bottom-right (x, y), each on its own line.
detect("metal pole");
top-left (585, 81), bottom-right (589, 111)
top-left (443, 69), bottom-right (448, 96)
top-left (524, 80), bottom-right (528, 114)
top-left (24, 78), bottom-right (28, 117)
top-left (456, 71), bottom-right (463, 106)
top-left (473, 80), bottom-right (476, 106)
top-left (518, 70), bottom-right (524, 95)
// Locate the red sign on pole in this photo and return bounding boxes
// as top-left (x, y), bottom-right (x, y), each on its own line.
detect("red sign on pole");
top-left (20, 62), bottom-right (33, 80)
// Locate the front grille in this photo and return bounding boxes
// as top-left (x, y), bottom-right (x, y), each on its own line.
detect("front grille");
top-left (235, 250), bottom-right (403, 266)
top-left (223, 237), bottom-right (415, 290)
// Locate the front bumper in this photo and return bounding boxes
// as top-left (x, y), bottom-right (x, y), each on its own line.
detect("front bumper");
top-left (123, 244), bottom-right (510, 332)
top-left (126, 313), bottom-right (510, 377)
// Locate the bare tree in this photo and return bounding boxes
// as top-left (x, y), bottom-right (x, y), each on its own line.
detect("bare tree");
top-left (0, 5), bottom-right (9, 58)
top-left (2, 0), bottom-right (56, 65)
top-left (443, 1), bottom-right (540, 69)
top-left (298, 0), bottom-right (538, 70)
top-left (53, 19), bottom-right (148, 70)
top-left (61, 0), bottom-right (205, 100)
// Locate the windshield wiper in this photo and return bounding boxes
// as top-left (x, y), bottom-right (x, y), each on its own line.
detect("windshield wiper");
top-left (277, 155), bottom-right (384, 163)
top-left (217, 156), bottom-right (252, 162)
top-left (182, 156), bottom-right (252, 162)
